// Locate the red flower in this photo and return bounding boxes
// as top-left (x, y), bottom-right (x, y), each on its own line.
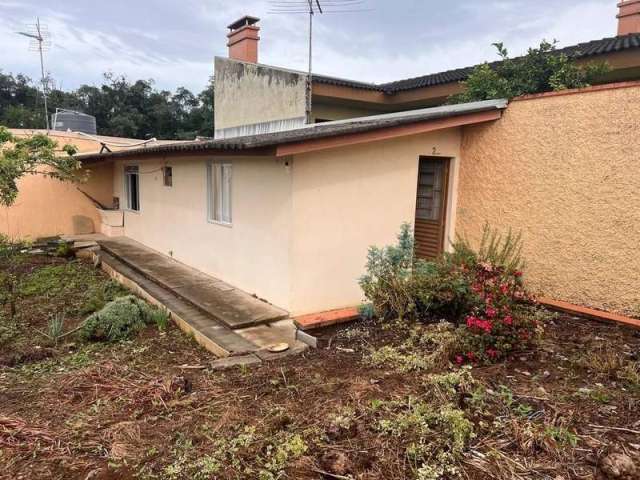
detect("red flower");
top-left (486, 348), bottom-right (498, 359)
top-left (455, 355), bottom-right (464, 365)
top-left (503, 315), bottom-right (513, 326)
top-left (499, 283), bottom-right (509, 294)
top-left (486, 307), bottom-right (497, 319)
top-left (514, 270), bottom-right (523, 277)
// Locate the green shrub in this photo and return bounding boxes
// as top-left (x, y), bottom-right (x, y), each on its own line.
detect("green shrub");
top-left (359, 223), bottom-right (416, 320)
top-left (80, 295), bottom-right (166, 342)
top-left (360, 224), bottom-right (547, 364)
top-left (449, 40), bottom-right (609, 104)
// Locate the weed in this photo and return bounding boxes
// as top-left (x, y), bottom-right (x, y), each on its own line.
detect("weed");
top-left (619, 362), bottom-right (640, 391)
top-left (149, 307), bottom-right (170, 331)
top-left (573, 347), bottom-right (625, 379)
top-left (0, 313), bottom-right (20, 346)
top-left (260, 433), bottom-right (308, 480)
top-left (368, 345), bottom-right (433, 372)
top-left (376, 398), bottom-right (474, 478)
top-left (497, 385), bottom-right (534, 417)
top-left (55, 242), bottom-right (73, 258)
top-left (425, 367), bottom-right (477, 402)
top-left (544, 425), bottom-right (579, 447)
top-left (47, 312), bottom-right (65, 344)
top-left (11, 346), bottom-right (96, 377)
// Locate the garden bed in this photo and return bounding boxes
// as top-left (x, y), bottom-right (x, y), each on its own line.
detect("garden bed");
top-left (1, 254), bottom-right (639, 479)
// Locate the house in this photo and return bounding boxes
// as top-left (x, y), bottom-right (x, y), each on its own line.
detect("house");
top-left (0, 129), bottom-right (176, 239)
top-left (214, 10), bottom-right (640, 137)
top-left (36, 2), bottom-right (640, 322)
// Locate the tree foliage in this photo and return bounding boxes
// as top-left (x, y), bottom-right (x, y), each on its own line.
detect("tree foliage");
top-left (0, 126), bottom-right (80, 206)
top-left (0, 72), bottom-right (214, 140)
top-left (449, 40), bottom-right (609, 104)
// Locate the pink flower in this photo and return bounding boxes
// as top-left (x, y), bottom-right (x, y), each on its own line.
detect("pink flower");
top-left (499, 284), bottom-right (509, 294)
top-left (486, 307), bottom-right (497, 319)
top-left (455, 355), bottom-right (464, 365)
top-left (503, 315), bottom-right (513, 326)
top-left (486, 348), bottom-right (498, 359)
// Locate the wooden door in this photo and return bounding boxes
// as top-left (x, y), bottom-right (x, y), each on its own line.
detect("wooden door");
top-left (414, 157), bottom-right (450, 259)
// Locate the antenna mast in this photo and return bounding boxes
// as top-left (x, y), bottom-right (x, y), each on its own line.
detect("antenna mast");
top-left (268, 0), bottom-right (368, 124)
top-left (17, 17), bottom-right (51, 131)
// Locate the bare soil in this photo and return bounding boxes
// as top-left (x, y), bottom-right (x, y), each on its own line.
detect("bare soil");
top-left (1, 254), bottom-right (639, 480)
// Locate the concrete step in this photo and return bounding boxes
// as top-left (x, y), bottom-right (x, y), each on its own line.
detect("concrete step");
top-left (97, 250), bottom-right (258, 357)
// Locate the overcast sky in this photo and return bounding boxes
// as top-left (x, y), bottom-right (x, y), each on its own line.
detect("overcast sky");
top-left (1, 0), bottom-right (619, 93)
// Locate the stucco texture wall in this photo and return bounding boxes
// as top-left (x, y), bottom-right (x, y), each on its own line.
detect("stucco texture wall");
top-left (457, 85), bottom-right (640, 315)
top-left (290, 129), bottom-right (462, 315)
top-left (0, 131), bottom-right (115, 239)
top-left (112, 155), bottom-right (293, 310)
top-left (214, 58), bottom-right (307, 132)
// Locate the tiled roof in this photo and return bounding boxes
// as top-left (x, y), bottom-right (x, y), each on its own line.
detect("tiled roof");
top-left (313, 33), bottom-right (640, 93)
top-left (77, 99), bottom-right (507, 162)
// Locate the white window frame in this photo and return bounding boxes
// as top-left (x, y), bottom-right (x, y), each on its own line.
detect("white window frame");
top-left (207, 160), bottom-right (232, 226)
top-left (123, 165), bottom-right (140, 212)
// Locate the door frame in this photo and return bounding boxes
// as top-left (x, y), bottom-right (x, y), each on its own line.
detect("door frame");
top-left (414, 155), bottom-right (452, 259)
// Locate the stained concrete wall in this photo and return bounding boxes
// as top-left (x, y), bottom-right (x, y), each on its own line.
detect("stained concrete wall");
top-left (458, 84), bottom-right (640, 315)
top-left (112, 155), bottom-right (293, 310)
top-left (0, 130), bottom-right (115, 239)
top-left (214, 58), bottom-right (307, 138)
top-left (289, 129), bottom-right (462, 315)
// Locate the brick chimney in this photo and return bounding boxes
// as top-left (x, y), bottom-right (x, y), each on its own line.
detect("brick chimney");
top-left (618, 0), bottom-right (640, 35)
top-left (227, 16), bottom-right (260, 63)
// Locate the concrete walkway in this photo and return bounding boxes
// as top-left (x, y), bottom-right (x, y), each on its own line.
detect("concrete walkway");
top-left (65, 234), bottom-right (310, 359)
top-left (98, 237), bottom-right (288, 329)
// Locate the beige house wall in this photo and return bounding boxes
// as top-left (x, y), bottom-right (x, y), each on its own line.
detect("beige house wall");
top-left (289, 129), bottom-right (462, 315)
top-left (112, 155), bottom-right (293, 310)
top-left (458, 85), bottom-right (640, 315)
top-left (0, 130), bottom-right (115, 240)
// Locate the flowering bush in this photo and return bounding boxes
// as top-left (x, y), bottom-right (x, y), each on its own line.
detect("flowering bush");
top-left (361, 224), bottom-right (548, 364)
top-left (454, 262), bottom-right (545, 364)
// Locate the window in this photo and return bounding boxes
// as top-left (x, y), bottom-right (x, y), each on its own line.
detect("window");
top-left (124, 165), bottom-right (140, 211)
top-left (207, 161), bottom-right (232, 224)
top-left (163, 166), bottom-right (173, 187)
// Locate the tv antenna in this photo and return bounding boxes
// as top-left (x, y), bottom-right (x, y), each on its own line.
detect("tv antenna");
top-left (268, 0), bottom-right (369, 123)
top-left (17, 17), bottom-right (52, 131)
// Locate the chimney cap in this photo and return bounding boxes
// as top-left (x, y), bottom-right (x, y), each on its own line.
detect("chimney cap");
top-left (228, 16), bottom-right (260, 31)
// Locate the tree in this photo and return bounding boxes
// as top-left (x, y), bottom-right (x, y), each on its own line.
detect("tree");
top-left (0, 126), bottom-right (80, 206)
top-left (449, 40), bottom-right (609, 104)
top-left (0, 71), bottom-right (215, 140)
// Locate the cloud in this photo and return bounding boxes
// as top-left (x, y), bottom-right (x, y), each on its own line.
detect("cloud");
top-left (0, 0), bottom-right (620, 92)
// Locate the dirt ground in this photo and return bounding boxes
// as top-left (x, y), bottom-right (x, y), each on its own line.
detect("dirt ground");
top-left (1, 254), bottom-right (639, 480)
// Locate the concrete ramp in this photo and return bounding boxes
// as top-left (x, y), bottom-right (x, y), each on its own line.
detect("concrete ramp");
top-left (98, 237), bottom-right (288, 329)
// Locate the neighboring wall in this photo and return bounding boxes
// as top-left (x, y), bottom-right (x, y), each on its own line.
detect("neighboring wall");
top-left (289, 129), bottom-right (462, 315)
top-left (214, 58), bottom-right (307, 138)
top-left (112, 155), bottom-right (293, 310)
top-left (0, 130), bottom-right (115, 239)
top-left (311, 102), bottom-right (386, 122)
top-left (458, 83), bottom-right (640, 315)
